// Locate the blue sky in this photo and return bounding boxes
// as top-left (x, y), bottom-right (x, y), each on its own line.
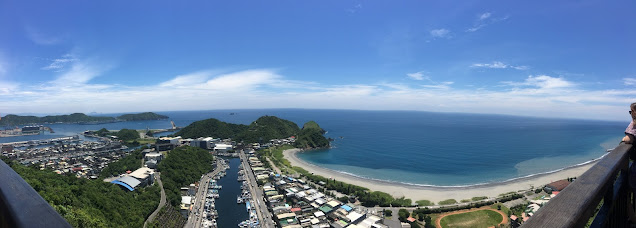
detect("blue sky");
top-left (0, 0), bottom-right (634, 121)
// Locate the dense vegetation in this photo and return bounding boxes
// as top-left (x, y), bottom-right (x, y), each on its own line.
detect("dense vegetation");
top-left (117, 112), bottom-right (169, 121)
top-left (158, 146), bottom-right (215, 206)
top-left (115, 129), bottom-right (141, 141)
top-left (0, 112), bottom-right (169, 125)
top-left (238, 116), bottom-right (300, 143)
top-left (295, 121), bottom-right (329, 148)
top-left (176, 116), bottom-right (328, 148)
top-left (175, 118), bottom-right (248, 139)
top-left (0, 113), bottom-right (115, 125)
top-left (90, 128), bottom-right (141, 145)
top-left (5, 159), bottom-right (160, 227)
top-left (99, 149), bottom-right (143, 178)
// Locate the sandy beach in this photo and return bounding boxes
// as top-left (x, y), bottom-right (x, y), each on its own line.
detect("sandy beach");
top-left (283, 148), bottom-right (596, 202)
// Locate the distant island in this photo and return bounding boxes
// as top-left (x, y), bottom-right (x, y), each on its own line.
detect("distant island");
top-left (0, 112), bottom-right (169, 126)
top-left (175, 115), bottom-right (329, 149)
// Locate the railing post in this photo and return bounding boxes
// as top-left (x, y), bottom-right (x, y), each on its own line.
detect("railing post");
top-left (523, 143), bottom-right (633, 227)
top-left (0, 160), bottom-right (71, 228)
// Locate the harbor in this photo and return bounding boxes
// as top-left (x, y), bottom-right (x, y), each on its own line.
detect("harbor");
top-left (215, 158), bottom-right (250, 227)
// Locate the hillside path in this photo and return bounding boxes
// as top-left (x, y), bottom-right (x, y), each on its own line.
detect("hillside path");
top-left (143, 172), bottom-right (166, 228)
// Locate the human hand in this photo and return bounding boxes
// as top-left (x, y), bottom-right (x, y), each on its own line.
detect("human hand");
top-left (624, 135), bottom-right (633, 144)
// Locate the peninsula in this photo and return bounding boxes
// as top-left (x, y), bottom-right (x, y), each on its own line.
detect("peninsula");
top-left (175, 116), bottom-right (329, 148)
top-left (0, 112), bottom-right (169, 125)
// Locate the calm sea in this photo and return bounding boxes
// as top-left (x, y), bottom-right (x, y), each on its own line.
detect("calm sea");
top-left (1, 109), bottom-right (627, 186)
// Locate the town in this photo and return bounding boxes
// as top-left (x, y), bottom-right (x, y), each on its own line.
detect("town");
top-left (1, 130), bottom-right (575, 228)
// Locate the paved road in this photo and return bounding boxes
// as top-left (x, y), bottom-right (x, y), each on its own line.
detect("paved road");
top-left (185, 159), bottom-right (224, 228)
top-left (240, 150), bottom-right (275, 228)
top-left (143, 172), bottom-right (166, 228)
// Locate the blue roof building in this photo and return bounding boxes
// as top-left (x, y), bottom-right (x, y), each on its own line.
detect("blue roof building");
top-left (111, 176), bottom-right (141, 191)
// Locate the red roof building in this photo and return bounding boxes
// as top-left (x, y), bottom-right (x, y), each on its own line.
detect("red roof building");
top-left (546, 179), bottom-right (570, 191)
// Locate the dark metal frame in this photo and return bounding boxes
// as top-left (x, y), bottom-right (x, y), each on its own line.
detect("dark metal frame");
top-left (0, 160), bottom-right (71, 228)
top-left (523, 143), bottom-right (634, 227)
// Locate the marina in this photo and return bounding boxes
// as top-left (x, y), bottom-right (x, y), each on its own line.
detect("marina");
top-left (214, 158), bottom-right (249, 228)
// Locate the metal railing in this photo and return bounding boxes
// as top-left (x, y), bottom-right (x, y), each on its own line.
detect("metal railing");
top-left (0, 160), bottom-right (71, 228)
top-left (523, 143), bottom-right (634, 227)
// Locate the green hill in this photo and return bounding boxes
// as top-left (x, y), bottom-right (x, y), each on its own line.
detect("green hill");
top-left (175, 118), bottom-right (248, 139)
top-left (237, 116), bottom-right (300, 143)
top-left (175, 116), bottom-right (328, 148)
top-left (295, 121), bottom-right (329, 148)
top-left (0, 112), bottom-right (170, 125)
top-left (0, 113), bottom-right (115, 125)
top-left (116, 112), bottom-right (168, 121)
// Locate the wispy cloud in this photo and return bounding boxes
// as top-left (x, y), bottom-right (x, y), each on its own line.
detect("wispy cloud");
top-left (42, 54), bottom-right (77, 71)
top-left (347, 3), bottom-right (363, 13)
top-left (430, 29), bottom-right (451, 39)
top-left (52, 60), bottom-right (111, 85)
top-left (466, 12), bottom-right (508, 32)
top-left (406, 71), bottom-right (428, 80)
top-left (502, 75), bottom-right (574, 90)
top-left (479, 12), bottom-right (491, 20)
top-left (160, 71), bottom-right (213, 87)
top-left (0, 69), bottom-right (633, 121)
top-left (471, 61), bottom-right (528, 70)
top-left (624, 78), bottom-right (636, 86)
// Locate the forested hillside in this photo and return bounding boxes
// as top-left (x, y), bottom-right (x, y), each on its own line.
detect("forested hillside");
top-left (4, 158), bottom-right (160, 228)
top-left (175, 115), bottom-right (328, 148)
top-left (158, 146), bottom-right (215, 206)
top-left (0, 113), bottom-right (115, 125)
top-left (295, 121), bottom-right (329, 149)
top-left (117, 112), bottom-right (169, 121)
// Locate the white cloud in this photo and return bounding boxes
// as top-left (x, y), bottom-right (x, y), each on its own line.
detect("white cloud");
top-left (624, 78), bottom-right (636, 86)
top-left (503, 75), bottom-right (574, 90)
top-left (406, 72), bottom-right (427, 80)
top-left (203, 70), bottom-right (281, 90)
top-left (0, 69), bottom-right (633, 121)
top-left (430, 29), bottom-right (450, 38)
top-left (471, 61), bottom-right (528, 70)
top-left (160, 71), bottom-right (213, 87)
top-left (42, 54), bottom-right (77, 71)
top-left (466, 13), bottom-right (508, 32)
top-left (479, 12), bottom-right (492, 20)
top-left (52, 61), bottom-right (107, 85)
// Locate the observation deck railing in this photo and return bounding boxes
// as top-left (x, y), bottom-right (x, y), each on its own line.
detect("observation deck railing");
top-left (523, 143), bottom-right (633, 227)
top-left (0, 160), bottom-right (71, 228)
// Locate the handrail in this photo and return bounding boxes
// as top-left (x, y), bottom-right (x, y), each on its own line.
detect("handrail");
top-left (523, 143), bottom-right (633, 227)
top-left (0, 160), bottom-right (71, 228)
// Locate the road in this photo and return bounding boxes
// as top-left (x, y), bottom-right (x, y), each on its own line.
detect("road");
top-left (143, 172), bottom-right (166, 228)
top-left (239, 150), bottom-right (275, 228)
top-left (185, 159), bottom-right (224, 228)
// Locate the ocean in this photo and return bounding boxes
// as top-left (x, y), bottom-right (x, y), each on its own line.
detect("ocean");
top-left (1, 109), bottom-right (627, 186)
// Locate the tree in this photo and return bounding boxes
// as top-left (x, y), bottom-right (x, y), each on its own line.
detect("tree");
top-left (398, 209), bottom-right (410, 222)
top-left (424, 216), bottom-right (434, 228)
top-left (384, 209), bottom-right (392, 217)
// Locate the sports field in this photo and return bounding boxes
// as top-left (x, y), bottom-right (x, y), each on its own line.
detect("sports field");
top-left (438, 209), bottom-right (505, 228)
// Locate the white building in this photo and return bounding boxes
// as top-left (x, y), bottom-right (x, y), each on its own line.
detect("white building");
top-left (213, 143), bottom-right (233, 152)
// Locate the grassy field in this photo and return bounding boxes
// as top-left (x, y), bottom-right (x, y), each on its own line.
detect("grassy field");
top-left (440, 210), bottom-right (503, 228)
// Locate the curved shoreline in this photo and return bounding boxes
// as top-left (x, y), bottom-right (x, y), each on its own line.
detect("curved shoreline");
top-left (283, 148), bottom-right (598, 202)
